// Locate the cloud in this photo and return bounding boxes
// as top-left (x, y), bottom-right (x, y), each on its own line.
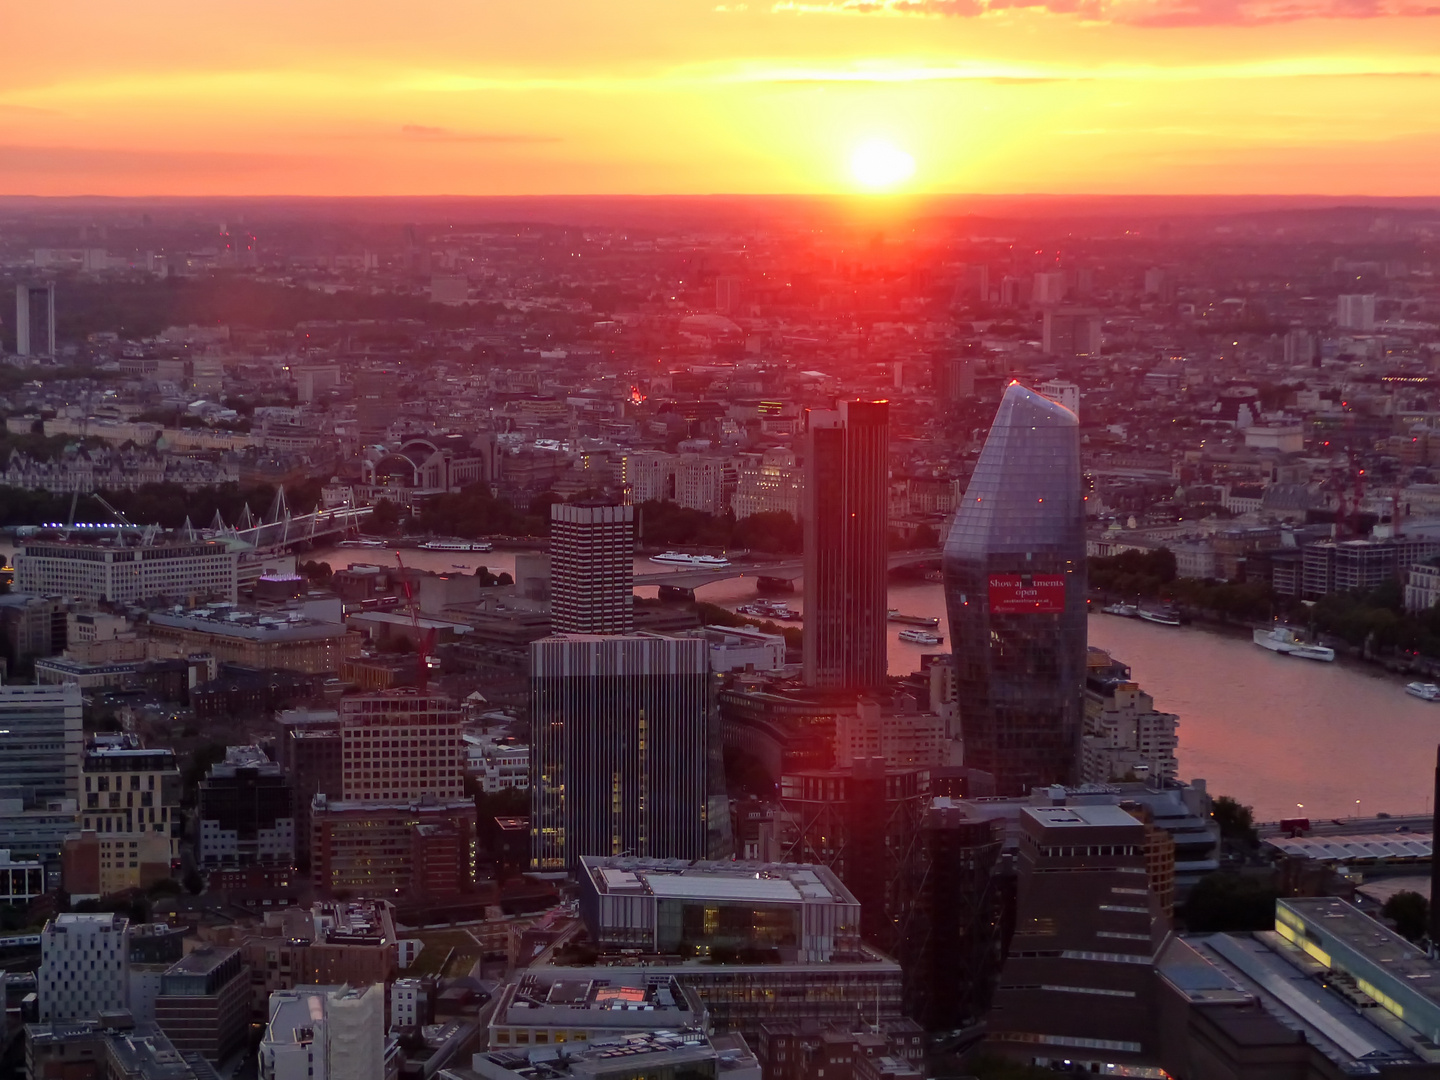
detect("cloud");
top-left (772, 0), bottom-right (1440, 24)
top-left (399, 124), bottom-right (559, 144)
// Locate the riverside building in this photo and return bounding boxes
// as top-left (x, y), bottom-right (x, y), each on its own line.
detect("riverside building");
top-left (803, 401), bottom-right (889, 691)
top-left (943, 382), bottom-right (1087, 794)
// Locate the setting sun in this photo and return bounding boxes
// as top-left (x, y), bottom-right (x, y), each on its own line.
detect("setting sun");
top-left (850, 140), bottom-right (916, 191)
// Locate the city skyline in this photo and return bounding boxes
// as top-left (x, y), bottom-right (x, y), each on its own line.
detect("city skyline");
top-left (4, 2), bottom-right (1440, 197)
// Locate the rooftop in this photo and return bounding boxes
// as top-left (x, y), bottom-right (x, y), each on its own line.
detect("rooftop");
top-left (580, 857), bottom-right (852, 906)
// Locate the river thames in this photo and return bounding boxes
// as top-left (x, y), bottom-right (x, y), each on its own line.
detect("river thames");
top-left (239, 544), bottom-right (1440, 822)
top-left (1, 526), bottom-right (1423, 821)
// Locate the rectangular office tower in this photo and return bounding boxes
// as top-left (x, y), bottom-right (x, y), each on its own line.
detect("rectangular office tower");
top-left (530, 634), bottom-right (708, 868)
top-left (0, 684), bottom-right (82, 802)
top-left (549, 502), bottom-right (635, 634)
top-left (803, 401), bottom-right (889, 690)
top-left (943, 382), bottom-right (1086, 795)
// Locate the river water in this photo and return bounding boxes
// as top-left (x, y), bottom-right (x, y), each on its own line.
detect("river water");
top-left (35, 537), bottom-right (1425, 824)
top-left (316, 546), bottom-right (1438, 821)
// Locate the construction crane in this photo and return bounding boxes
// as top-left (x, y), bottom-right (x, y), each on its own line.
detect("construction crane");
top-left (395, 552), bottom-right (435, 690)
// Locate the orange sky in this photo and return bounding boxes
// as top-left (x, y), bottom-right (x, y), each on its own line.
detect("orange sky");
top-left (3, 0), bottom-right (1439, 196)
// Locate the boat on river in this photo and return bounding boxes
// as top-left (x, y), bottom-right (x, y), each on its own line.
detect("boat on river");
top-left (1406, 682), bottom-right (1440, 702)
top-left (1253, 626), bottom-right (1335, 663)
top-left (650, 552), bottom-right (731, 567)
top-left (1101, 603), bottom-right (1138, 617)
top-left (898, 628), bottom-right (944, 645)
top-left (1137, 606), bottom-right (1181, 626)
top-left (888, 610), bottom-right (941, 628)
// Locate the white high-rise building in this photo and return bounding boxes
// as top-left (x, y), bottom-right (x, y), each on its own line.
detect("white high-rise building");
top-left (549, 502), bottom-right (634, 634)
top-left (1336, 294), bottom-right (1376, 331)
top-left (1037, 379), bottom-right (1081, 420)
top-left (37, 912), bottom-right (131, 1020)
top-left (261, 985), bottom-right (384, 1080)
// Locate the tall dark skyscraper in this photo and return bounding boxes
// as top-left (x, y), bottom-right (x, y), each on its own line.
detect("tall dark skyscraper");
top-left (530, 633), bottom-right (709, 868)
top-left (943, 382), bottom-right (1086, 795)
top-left (803, 400), bottom-right (889, 690)
top-left (550, 502), bottom-right (635, 634)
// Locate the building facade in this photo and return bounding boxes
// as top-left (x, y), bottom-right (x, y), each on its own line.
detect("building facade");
top-left (549, 502), bottom-right (635, 634)
top-left (530, 634), bottom-right (709, 869)
top-left (197, 747), bottom-right (295, 870)
top-left (0, 683), bottom-right (82, 802)
top-left (339, 691), bottom-right (464, 802)
top-left (803, 401), bottom-right (889, 691)
top-left (309, 795), bottom-right (476, 898)
top-left (38, 912), bottom-right (131, 1021)
top-left (76, 739), bottom-right (181, 896)
top-left (14, 538), bottom-right (238, 604)
top-left (943, 383), bottom-right (1087, 795)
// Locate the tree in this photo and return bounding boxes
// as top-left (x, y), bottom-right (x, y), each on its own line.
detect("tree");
top-left (1383, 890), bottom-right (1429, 941)
top-left (1182, 872), bottom-right (1277, 932)
top-left (369, 499), bottom-right (401, 535)
top-left (182, 869), bottom-right (205, 896)
top-left (1211, 795), bottom-right (1258, 844)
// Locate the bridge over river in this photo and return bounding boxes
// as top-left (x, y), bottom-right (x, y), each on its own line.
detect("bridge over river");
top-left (633, 548), bottom-right (942, 590)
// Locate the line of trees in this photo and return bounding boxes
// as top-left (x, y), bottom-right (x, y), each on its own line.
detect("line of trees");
top-left (0, 478), bottom-right (327, 530)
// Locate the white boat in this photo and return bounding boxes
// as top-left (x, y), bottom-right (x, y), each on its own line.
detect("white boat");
top-left (421, 539), bottom-right (491, 552)
top-left (898, 628), bottom-right (944, 645)
top-left (1137, 607), bottom-right (1181, 626)
top-left (649, 552), bottom-right (731, 567)
top-left (338, 539), bottom-right (387, 549)
top-left (1101, 603), bottom-right (1138, 617)
top-left (1253, 626), bottom-right (1335, 662)
top-left (736, 601), bottom-right (799, 621)
top-left (1406, 682), bottom-right (1440, 701)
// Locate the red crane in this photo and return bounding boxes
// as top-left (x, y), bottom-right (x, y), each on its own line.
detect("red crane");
top-left (395, 552), bottom-right (435, 690)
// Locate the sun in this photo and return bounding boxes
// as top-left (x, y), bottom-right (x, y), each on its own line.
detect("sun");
top-left (850, 140), bottom-right (916, 191)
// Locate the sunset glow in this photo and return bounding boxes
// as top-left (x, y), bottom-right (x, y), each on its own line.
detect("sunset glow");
top-left (850, 141), bottom-right (916, 191)
top-left (1, 0), bottom-right (1439, 196)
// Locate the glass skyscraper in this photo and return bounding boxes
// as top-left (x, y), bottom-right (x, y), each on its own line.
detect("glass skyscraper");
top-left (943, 383), bottom-right (1086, 795)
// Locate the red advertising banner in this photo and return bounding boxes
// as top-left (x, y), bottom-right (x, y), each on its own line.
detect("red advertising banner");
top-left (988, 574), bottom-right (1066, 614)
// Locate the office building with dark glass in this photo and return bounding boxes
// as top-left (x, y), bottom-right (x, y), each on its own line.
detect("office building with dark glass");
top-left (803, 400), bottom-right (889, 691)
top-left (530, 633), bottom-right (709, 869)
top-left (943, 382), bottom-right (1086, 795)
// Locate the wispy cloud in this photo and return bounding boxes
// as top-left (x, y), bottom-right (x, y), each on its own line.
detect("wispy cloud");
top-left (399, 124), bottom-right (559, 143)
top-left (773, 0), bottom-right (1440, 24)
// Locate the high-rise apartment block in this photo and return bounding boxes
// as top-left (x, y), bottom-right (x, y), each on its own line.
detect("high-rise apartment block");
top-left (944, 383), bottom-right (1087, 794)
top-left (338, 691), bottom-right (463, 802)
top-left (15, 281), bottom-right (56, 358)
top-left (549, 502), bottom-right (635, 634)
top-left (38, 912), bottom-right (131, 1021)
top-left (619, 450), bottom-right (675, 504)
top-left (1082, 660), bottom-right (1180, 785)
top-left (803, 401), bottom-right (889, 690)
top-left (0, 684), bottom-right (82, 802)
top-left (1337, 293), bottom-right (1376, 330)
top-left (530, 634), bottom-right (709, 868)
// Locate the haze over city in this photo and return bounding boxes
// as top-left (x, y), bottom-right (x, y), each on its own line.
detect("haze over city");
top-left (3, 3), bottom-right (1440, 1080)
top-left (7, 0), bottom-right (1440, 196)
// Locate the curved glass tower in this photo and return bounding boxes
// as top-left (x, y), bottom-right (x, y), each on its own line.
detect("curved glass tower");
top-left (943, 383), bottom-right (1086, 795)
